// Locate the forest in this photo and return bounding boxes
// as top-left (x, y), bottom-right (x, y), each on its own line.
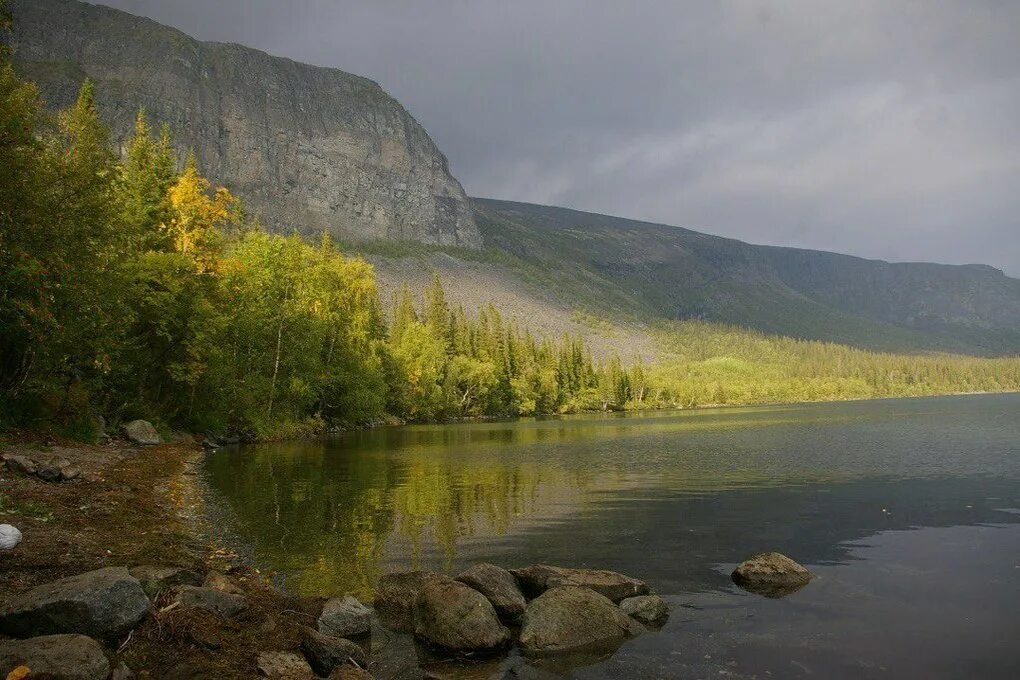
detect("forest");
top-left (2, 38), bottom-right (1019, 441)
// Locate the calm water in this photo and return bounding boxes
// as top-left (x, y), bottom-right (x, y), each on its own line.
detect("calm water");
top-left (204, 394), bottom-right (1020, 679)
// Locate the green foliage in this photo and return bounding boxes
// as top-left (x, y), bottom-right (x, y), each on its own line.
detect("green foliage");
top-left (0, 59), bottom-right (1016, 440)
top-left (0, 493), bottom-right (55, 523)
top-left (646, 321), bottom-right (1020, 408)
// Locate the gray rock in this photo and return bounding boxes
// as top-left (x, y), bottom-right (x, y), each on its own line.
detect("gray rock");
top-left (0, 566), bottom-right (149, 639)
top-left (318, 595), bottom-right (372, 638)
top-left (374, 571), bottom-right (447, 632)
top-left (60, 464), bottom-right (82, 481)
top-left (4, 455), bottom-right (37, 476)
top-left (129, 565), bottom-right (203, 598)
top-left (122, 420), bottom-right (162, 445)
top-left (301, 628), bottom-right (367, 676)
top-left (173, 585), bottom-right (249, 618)
top-left (731, 552), bottom-right (812, 598)
top-left (0, 634), bottom-right (111, 680)
top-left (455, 562), bottom-right (526, 622)
top-left (12, 0), bottom-right (482, 249)
top-left (511, 564), bottom-right (650, 603)
top-left (518, 587), bottom-right (637, 655)
top-left (35, 460), bottom-right (64, 482)
top-left (412, 579), bottom-right (511, 655)
top-left (0, 524), bottom-right (22, 550)
top-left (619, 594), bottom-right (669, 625)
top-left (256, 651), bottom-right (316, 679)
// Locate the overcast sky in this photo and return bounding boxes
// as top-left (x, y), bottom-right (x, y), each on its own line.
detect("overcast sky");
top-left (98, 0), bottom-right (1019, 274)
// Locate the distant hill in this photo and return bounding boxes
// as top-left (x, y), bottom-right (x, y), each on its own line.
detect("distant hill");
top-left (9, 0), bottom-right (1020, 357)
top-left (472, 199), bottom-right (1020, 356)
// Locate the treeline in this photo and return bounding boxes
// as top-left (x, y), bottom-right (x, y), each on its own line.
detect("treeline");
top-left (2, 38), bottom-right (1018, 440)
top-left (644, 322), bottom-right (1020, 408)
top-left (0, 48), bottom-right (611, 437)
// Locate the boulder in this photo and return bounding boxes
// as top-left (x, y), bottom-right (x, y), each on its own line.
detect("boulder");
top-left (0, 524), bottom-right (22, 550)
top-left (0, 566), bottom-right (149, 639)
top-left (318, 595), bottom-right (372, 638)
top-left (300, 628), bottom-right (367, 676)
top-left (122, 420), bottom-right (161, 445)
top-left (511, 564), bottom-right (649, 603)
top-left (173, 585), bottom-right (249, 618)
top-left (60, 464), bottom-right (82, 481)
top-left (518, 587), bottom-right (637, 655)
top-left (455, 563), bottom-right (527, 622)
top-left (412, 579), bottom-right (510, 655)
top-left (0, 634), bottom-right (111, 680)
top-left (4, 455), bottom-right (37, 476)
top-left (731, 552), bottom-right (812, 598)
top-left (619, 595), bottom-right (669, 625)
top-left (374, 571), bottom-right (447, 632)
top-left (256, 651), bottom-right (316, 679)
top-left (129, 565), bottom-right (203, 598)
top-left (34, 459), bottom-right (65, 482)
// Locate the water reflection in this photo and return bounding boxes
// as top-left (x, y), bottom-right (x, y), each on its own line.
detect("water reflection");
top-left (204, 393), bottom-right (1020, 602)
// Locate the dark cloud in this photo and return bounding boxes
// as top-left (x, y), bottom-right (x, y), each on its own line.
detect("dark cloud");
top-left (97, 0), bottom-right (1020, 274)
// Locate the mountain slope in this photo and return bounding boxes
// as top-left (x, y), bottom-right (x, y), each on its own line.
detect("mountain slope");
top-left (472, 199), bottom-right (1020, 356)
top-left (9, 0), bottom-right (1018, 357)
top-left (9, 0), bottom-right (480, 247)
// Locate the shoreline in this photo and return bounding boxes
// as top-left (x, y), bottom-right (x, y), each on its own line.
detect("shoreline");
top-left (0, 435), bottom-right (329, 678)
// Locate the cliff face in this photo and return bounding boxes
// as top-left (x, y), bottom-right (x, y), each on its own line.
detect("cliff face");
top-left (9, 0), bottom-right (481, 247)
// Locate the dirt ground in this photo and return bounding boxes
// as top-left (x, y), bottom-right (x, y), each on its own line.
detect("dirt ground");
top-left (0, 433), bottom-right (327, 679)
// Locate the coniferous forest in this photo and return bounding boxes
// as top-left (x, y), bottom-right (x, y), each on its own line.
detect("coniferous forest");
top-left (2, 34), bottom-right (1019, 441)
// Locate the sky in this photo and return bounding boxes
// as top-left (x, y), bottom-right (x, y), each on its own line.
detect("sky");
top-left (97, 0), bottom-right (1020, 275)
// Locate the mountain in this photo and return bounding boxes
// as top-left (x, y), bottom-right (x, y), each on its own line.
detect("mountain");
top-left (472, 199), bottom-right (1020, 356)
top-left (8, 0), bottom-right (481, 247)
top-left (9, 0), bottom-right (1020, 357)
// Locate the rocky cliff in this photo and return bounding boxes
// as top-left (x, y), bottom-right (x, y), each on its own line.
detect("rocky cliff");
top-left (9, 0), bottom-right (481, 247)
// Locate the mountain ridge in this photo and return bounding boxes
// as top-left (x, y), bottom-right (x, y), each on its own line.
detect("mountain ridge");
top-left (9, 0), bottom-right (1020, 357)
top-left (8, 0), bottom-right (481, 247)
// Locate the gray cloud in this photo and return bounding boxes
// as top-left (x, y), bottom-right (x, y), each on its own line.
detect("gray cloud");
top-left (98, 0), bottom-right (1020, 274)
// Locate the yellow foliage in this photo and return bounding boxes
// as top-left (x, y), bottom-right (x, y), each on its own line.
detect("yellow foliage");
top-left (165, 158), bottom-right (236, 272)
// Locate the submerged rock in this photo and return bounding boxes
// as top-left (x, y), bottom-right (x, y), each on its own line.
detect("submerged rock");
top-left (0, 524), bottom-right (22, 550)
top-left (374, 571), bottom-right (447, 632)
top-left (318, 595), bottom-right (372, 638)
top-left (731, 552), bottom-right (812, 598)
top-left (619, 594), bottom-right (669, 625)
top-left (511, 564), bottom-right (650, 603)
top-left (0, 634), bottom-right (111, 680)
top-left (412, 579), bottom-right (511, 655)
top-left (518, 586), bottom-right (637, 655)
top-left (300, 628), bottom-right (367, 676)
top-left (129, 565), bottom-right (203, 598)
top-left (0, 566), bottom-right (149, 639)
top-left (122, 419), bottom-right (162, 445)
top-left (173, 585), bottom-right (249, 618)
top-left (456, 562), bottom-right (527, 622)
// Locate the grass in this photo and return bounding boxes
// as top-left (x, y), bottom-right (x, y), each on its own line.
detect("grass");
top-left (0, 493), bottom-right (55, 523)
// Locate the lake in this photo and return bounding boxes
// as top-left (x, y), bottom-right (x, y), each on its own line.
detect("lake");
top-left (204, 393), bottom-right (1020, 679)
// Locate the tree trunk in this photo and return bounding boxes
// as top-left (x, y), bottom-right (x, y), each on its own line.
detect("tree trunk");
top-left (267, 283), bottom-right (291, 418)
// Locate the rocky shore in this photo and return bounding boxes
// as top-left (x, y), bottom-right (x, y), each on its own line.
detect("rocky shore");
top-left (0, 426), bottom-right (812, 679)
